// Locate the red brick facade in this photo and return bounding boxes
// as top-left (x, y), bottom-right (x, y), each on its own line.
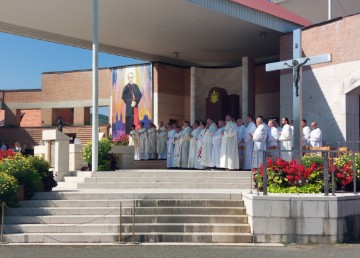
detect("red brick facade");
top-left (280, 14), bottom-right (360, 74)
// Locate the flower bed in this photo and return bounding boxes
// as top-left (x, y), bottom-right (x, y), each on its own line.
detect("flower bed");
top-left (0, 154), bottom-right (57, 205)
top-left (255, 153), bottom-right (360, 194)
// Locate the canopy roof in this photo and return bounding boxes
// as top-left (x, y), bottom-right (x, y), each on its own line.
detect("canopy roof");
top-left (0, 0), bottom-right (310, 67)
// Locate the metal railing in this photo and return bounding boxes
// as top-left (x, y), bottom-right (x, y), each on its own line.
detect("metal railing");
top-left (252, 149), bottom-right (359, 196)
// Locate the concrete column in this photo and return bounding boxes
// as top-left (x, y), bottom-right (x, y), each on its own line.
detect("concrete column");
top-left (242, 57), bottom-right (255, 119)
top-left (41, 108), bottom-right (53, 126)
top-left (74, 107), bottom-right (86, 125)
top-left (190, 67), bottom-right (196, 123)
top-left (44, 140), bottom-right (51, 162)
top-left (4, 107), bottom-right (20, 126)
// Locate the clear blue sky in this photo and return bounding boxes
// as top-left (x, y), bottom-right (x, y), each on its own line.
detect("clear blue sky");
top-left (0, 32), bottom-right (145, 90)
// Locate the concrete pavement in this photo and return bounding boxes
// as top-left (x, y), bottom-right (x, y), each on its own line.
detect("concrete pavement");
top-left (0, 244), bottom-right (359, 258)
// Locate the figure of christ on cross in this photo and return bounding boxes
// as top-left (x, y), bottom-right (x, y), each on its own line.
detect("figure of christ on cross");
top-left (266, 29), bottom-right (331, 161)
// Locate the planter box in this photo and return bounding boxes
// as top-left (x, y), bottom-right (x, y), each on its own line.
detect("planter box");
top-left (110, 146), bottom-right (135, 169)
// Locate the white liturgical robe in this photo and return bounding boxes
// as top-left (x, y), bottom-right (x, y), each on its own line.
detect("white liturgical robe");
top-left (195, 129), bottom-right (206, 169)
top-left (138, 128), bottom-right (147, 160)
top-left (302, 126), bottom-right (311, 147)
top-left (267, 127), bottom-right (279, 161)
top-left (166, 129), bottom-right (176, 168)
top-left (220, 121), bottom-right (239, 170)
top-left (188, 127), bottom-right (201, 168)
top-left (157, 127), bottom-right (167, 159)
top-left (200, 123), bottom-right (217, 167)
top-left (279, 124), bottom-right (292, 161)
top-left (129, 129), bottom-right (140, 160)
top-left (180, 126), bottom-right (192, 168)
top-left (172, 131), bottom-right (183, 168)
top-left (309, 128), bottom-right (322, 148)
top-left (252, 124), bottom-right (267, 168)
top-left (212, 127), bottom-right (225, 168)
top-left (244, 122), bottom-right (256, 170)
top-left (146, 127), bottom-right (157, 159)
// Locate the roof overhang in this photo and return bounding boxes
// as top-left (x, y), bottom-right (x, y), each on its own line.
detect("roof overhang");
top-left (0, 0), bottom-right (309, 67)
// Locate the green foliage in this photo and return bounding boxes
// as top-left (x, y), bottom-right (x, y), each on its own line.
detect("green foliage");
top-left (0, 155), bottom-right (41, 199)
top-left (26, 156), bottom-right (57, 191)
top-left (0, 172), bottom-right (19, 206)
top-left (268, 182), bottom-right (323, 194)
top-left (82, 138), bottom-right (113, 171)
top-left (301, 153), bottom-right (323, 168)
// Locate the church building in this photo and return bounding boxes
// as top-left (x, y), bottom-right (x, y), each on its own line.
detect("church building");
top-left (0, 0), bottom-right (359, 151)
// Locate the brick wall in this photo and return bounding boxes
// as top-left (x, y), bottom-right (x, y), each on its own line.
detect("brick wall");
top-left (19, 109), bottom-right (42, 127)
top-left (281, 14), bottom-right (360, 74)
top-left (41, 69), bottom-right (111, 102)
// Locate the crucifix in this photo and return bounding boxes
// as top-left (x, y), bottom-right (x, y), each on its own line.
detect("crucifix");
top-left (266, 29), bottom-right (331, 161)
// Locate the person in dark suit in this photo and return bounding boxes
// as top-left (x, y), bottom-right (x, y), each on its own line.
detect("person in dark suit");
top-left (122, 72), bottom-right (142, 133)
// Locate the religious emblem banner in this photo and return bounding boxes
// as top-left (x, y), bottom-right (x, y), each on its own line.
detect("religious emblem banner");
top-left (111, 64), bottom-right (152, 140)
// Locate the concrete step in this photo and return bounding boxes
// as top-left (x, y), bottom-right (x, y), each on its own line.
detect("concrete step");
top-left (18, 199), bottom-right (245, 208)
top-left (83, 177), bottom-right (251, 183)
top-left (5, 207), bottom-right (246, 216)
top-left (32, 191), bottom-right (244, 200)
top-left (4, 214), bottom-right (248, 224)
top-left (4, 223), bottom-right (250, 234)
top-left (4, 232), bottom-right (253, 243)
top-left (77, 182), bottom-right (250, 189)
top-left (91, 171), bottom-right (251, 178)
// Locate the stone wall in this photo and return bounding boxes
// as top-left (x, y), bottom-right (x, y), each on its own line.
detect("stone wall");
top-left (243, 193), bottom-right (360, 243)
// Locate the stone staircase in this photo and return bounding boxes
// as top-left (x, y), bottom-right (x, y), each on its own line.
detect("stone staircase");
top-left (3, 170), bottom-right (253, 244)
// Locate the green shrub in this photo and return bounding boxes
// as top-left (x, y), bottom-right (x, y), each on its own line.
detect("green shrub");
top-left (0, 155), bottom-right (41, 199)
top-left (82, 138), bottom-right (113, 171)
top-left (27, 156), bottom-right (57, 191)
top-left (0, 172), bottom-right (19, 206)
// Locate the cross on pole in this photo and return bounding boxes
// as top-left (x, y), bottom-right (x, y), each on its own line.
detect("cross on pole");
top-left (265, 29), bottom-right (331, 161)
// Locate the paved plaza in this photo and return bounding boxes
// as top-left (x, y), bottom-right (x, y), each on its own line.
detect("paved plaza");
top-left (0, 244), bottom-right (359, 258)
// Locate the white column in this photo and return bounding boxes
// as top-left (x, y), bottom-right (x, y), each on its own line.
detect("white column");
top-left (153, 91), bottom-right (159, 126)
top-left (328, 0), bottom-right (332, 20)
top-left (190, 67), bottom-right (196, 123)
top-left (91, 0), bottom-right (99, 171)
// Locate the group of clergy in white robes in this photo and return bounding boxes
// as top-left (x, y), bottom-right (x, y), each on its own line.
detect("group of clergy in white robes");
top-left (129, 121), bottom-right (168, 160)
top-left (238, 116), bottom-right (324, 169)
top-left (166, 115), bottom-right (239, 170)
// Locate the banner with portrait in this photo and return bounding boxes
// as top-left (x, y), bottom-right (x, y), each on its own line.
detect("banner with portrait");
top-left (111, 64), bottom-right (152, 140)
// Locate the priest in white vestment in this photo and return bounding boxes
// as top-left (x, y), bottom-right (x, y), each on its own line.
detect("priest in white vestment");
top-left (146, 123), bottom-right (157, 159)
top-left (172, 127), bottom-right (183, 168)
top-left (220, 115), bottom-right (239, 170)
top-left (267, 119), bottom-right (279, 161)
top-left (187, 121), bottom-right (200, 168)
top-left (138, 122), bottom-right (147, 160)
top-left (129, 125), bottom-right (140, 160)
top-left (188, 121), bottom-right (201, 168)
top-left (200, 118), bottom-right (218, 168)
top-left (212, 120), bottom-right (225, 168)
top-left (251, 117), bottom-right (267, 169)
top-left (309, 122), bottom-right (323, 148)
top-left (166, 123), bottom-right (177, 168)
top-left (179, 121), bottom-right (192, 168)
top-left (156, 121), bottom-right (167, 159)
top-left (279, 117), bottom-right (292, 161)
top-left (301, 119), bottom-right (311, 148)
top-left (244, 115), bottom-right (256, 170)
top-left (195, 121), bottom-right (206, 169)
top-left (236, 119), bottom-right (246, 169)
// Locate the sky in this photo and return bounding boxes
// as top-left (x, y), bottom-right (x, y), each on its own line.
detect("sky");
top-left (0, 32), bottom-right (145, 90)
